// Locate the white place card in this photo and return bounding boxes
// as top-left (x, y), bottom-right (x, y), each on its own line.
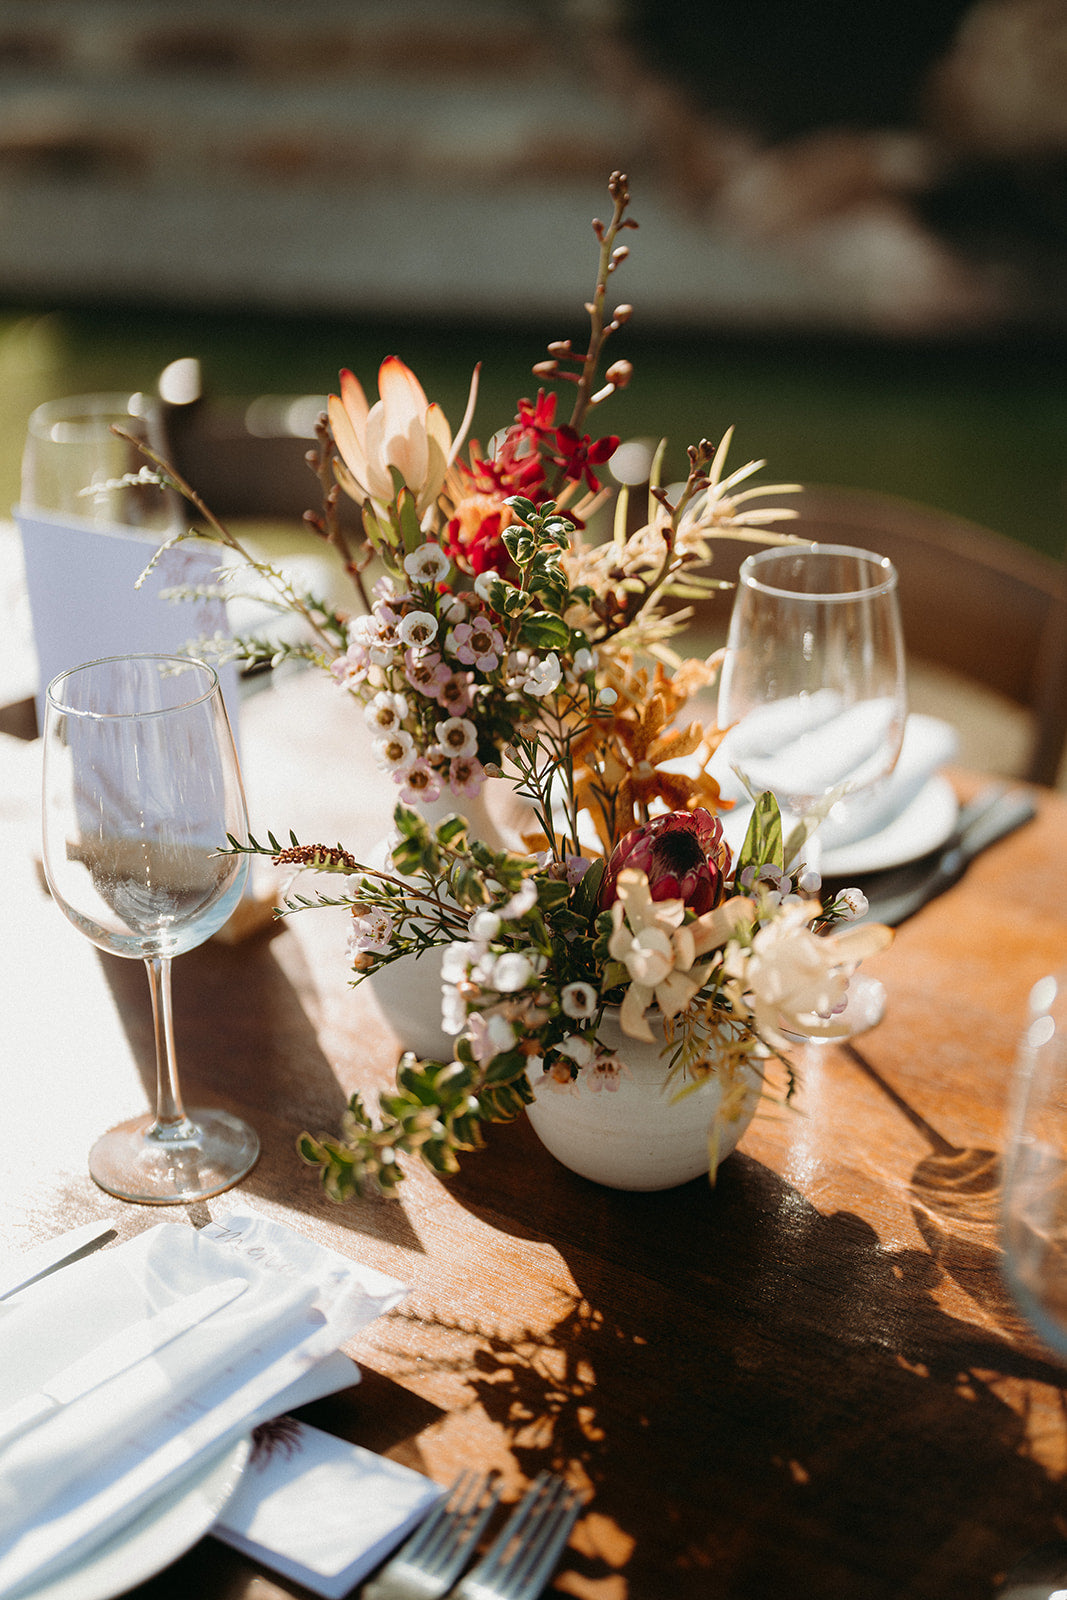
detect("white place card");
top-left (212, 1420), bottom-right (444, 1597)
top-left (14, 505), bottom-right (239, 731)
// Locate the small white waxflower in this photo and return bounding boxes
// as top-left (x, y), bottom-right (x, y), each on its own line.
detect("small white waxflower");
top-left (500, 879), bottom-right (537, 920)
top-left (490, 951), bottom-right (536, 992)
top-left (441, 984), bottom-right (467, 1035)
top-left (347, 909), bottom-right (395, 955)
top-left (557, 1034), bottom-right (595, 1067)
top-left (486, 1012), bottom-right (517, 1053)
top-left (363, 690), bottom-right (409, 733)
top-left (468, 909), bottom-right (501, 940)
top-left (838, 887), bottom-right (869, 920)
top-left (473, 571), bottom-right (498, 605)
top-left (561, 981), bottom-right (598, 1020)
top-left (441, 938), bottom-right (489, 985)
top-left (434, 715), bottom-right (478, 758)
top-left (403, 543), bottom-right (451, 585)
top-left (373, 728), bottom-right (416, 772)
top-left (598, 686), bottom-right (618, 706)
top-left (398, 609), bottom-right (439, 650)
top-left (523, 653), bottom-right (562, 697)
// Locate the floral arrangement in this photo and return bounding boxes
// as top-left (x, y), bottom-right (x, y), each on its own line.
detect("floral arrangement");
top-left (132, 171), bottom-right (891, 1201)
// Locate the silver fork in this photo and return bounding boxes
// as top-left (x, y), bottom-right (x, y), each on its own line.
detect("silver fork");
top-left (363, 1470), bottom-right (500, 1600)
top-left (449, 1472), bottom-right (583, 1600)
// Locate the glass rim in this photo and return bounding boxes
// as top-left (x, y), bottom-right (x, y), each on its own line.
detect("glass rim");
top-left (45, 653), bottom-right (220, 719)
top-left (25, 392), bottom-right (156, 444)
top-left (738, 542), bottom-right (898, 602)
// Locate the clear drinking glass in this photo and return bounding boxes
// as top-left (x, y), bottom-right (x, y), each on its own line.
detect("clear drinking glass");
top-left (42, 653), bottom-right (258, 1204)
top-left (1001, 974), bottom-right (1067, 1360)
top-left (21, 392), bottom-right (175, 528)
top-left (717, 542), bottom-right (907, 853)
top-left (717, 543), bottom-right (906, 1037)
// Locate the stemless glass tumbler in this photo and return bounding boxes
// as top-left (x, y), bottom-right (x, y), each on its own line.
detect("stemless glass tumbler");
top-left (42, 653), bottom-right (258, 1204)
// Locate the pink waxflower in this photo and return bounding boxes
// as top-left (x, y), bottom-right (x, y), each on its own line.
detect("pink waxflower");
top-left (599, 809), bottom-right (730, 916)
top-left (404, 649), bottom-right (450, 699)
top-left (398, 757), bottom-right (441, 804)
top-left (448, 755), bottom-right (486, 798)
top-left (433, 670), bottom-right (474, 714)
top-left (446, 616), bottom-right (505, 673)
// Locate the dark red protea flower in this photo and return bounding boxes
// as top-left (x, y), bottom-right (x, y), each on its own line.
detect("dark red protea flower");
top-left (598, 809), bottom-right (730, 916)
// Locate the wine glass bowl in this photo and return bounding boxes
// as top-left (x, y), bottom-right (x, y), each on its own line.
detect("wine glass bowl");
top-left (42, 653), bottom-right (258, 1204)
top-left (22, 392), bottom-right (174, 528)
top-left (716, 543), bottom-right (907, 831)
top-left (716, 543), bottom-right (907, 1041)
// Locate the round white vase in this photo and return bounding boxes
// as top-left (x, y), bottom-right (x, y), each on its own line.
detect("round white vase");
top-left (525, 1012), bottom-right (763, 1191)
top-left (365, 779), bottom-right (529, 1061)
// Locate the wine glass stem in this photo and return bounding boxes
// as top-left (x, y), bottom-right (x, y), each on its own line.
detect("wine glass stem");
top-left (143, 956), bottom-right (193, 1139)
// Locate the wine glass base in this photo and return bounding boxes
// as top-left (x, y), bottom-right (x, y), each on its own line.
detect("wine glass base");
top-left (89, 1108), bottom-right (260, 1205)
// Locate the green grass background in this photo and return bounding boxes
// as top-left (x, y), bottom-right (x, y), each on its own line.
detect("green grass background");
top-left (2, 303), bottom-right (1064, 562)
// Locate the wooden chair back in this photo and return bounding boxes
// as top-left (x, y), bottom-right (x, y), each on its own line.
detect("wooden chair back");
top-left (709, 485), bottom-right (1067, 787)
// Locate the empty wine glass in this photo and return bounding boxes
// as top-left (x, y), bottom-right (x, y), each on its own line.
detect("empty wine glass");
top-left (996, 975), bottom-right (1067, 1596)
top-left (42, 653), bottom-right (258, 1204)
top-left (1001, 973), bottom-right (1067, 1360)
top-left (21, 392), bottom-right (176, 529)
top-left (717, 543), bottom-right (906, 1037)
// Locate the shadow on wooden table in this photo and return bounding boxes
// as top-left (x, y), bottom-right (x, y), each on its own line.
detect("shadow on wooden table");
top-left (423, 1117), bottom-right (1067, 1600)
top-left (93, 931), bottom-right (428, 1254)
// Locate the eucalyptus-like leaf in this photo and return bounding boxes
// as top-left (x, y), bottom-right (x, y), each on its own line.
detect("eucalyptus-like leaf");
top-left (736, 791), bottom-right (784, 876)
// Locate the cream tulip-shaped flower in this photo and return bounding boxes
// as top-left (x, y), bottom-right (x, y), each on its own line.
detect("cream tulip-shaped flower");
top-left (608, 870), bottom-right (754, 1042)
top-left (328, 357), bottom-right (479, 521)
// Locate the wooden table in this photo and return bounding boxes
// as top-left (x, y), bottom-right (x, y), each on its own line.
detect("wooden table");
top-left (4, 660), bottom-right (1067, 1600)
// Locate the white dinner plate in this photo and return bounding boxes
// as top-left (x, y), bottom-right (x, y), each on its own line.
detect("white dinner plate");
top-left (16, 1436), bottom-right (251, 1600)
top-left (720, 773), bottom-right (959, 880)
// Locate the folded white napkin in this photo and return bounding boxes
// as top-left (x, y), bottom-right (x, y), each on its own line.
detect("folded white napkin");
top-left (713, 691), bottom-right (905, 808)
top-left (213, 1420), bottom-right (443, 1597)
top-left (714, 713), bottom-right (958, 859)
top-left (815, 713), bottom-right (958, 850)
top-left (0, 1211), bottom-right (406, 1598)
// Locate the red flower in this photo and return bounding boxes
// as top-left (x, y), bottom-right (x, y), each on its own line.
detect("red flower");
top-left (443, 498), bottom-right (508, 575)
top-left (552, 425), bottom-right (619, 493)
top-left (599, 809), bottom-right (730, 916)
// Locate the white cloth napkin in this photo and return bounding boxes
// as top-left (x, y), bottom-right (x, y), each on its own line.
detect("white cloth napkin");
top-left (0, 1211), bottom-right (406, 1598)
top-left (714, 712), bottom-right (958, 858)
top-left (814, 713), bottom-right (958, 850)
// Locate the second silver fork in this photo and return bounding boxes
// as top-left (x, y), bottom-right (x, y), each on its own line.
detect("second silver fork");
top-left (450, 1472), bottom-right (583, 1600)
top-left (363, 1470), bottom-right (500, 1600)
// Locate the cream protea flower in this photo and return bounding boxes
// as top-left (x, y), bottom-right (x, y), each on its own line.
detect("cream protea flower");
top-left (328, 357), bottom-right (479, 521)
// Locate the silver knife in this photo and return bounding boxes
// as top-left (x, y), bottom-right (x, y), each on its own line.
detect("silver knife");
top-left (858, 787), bottom-right (1037, 926)
top-left (0, 1218), bottom-right (117, 1303)
top-left (0, 1275), bottom-right (248, 1450)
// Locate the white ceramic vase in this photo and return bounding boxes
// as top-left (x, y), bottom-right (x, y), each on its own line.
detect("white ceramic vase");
top-left (365, 779), bottom-right (529, 1061)
top-left (525, 1012), bottom-right (763, 1191)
